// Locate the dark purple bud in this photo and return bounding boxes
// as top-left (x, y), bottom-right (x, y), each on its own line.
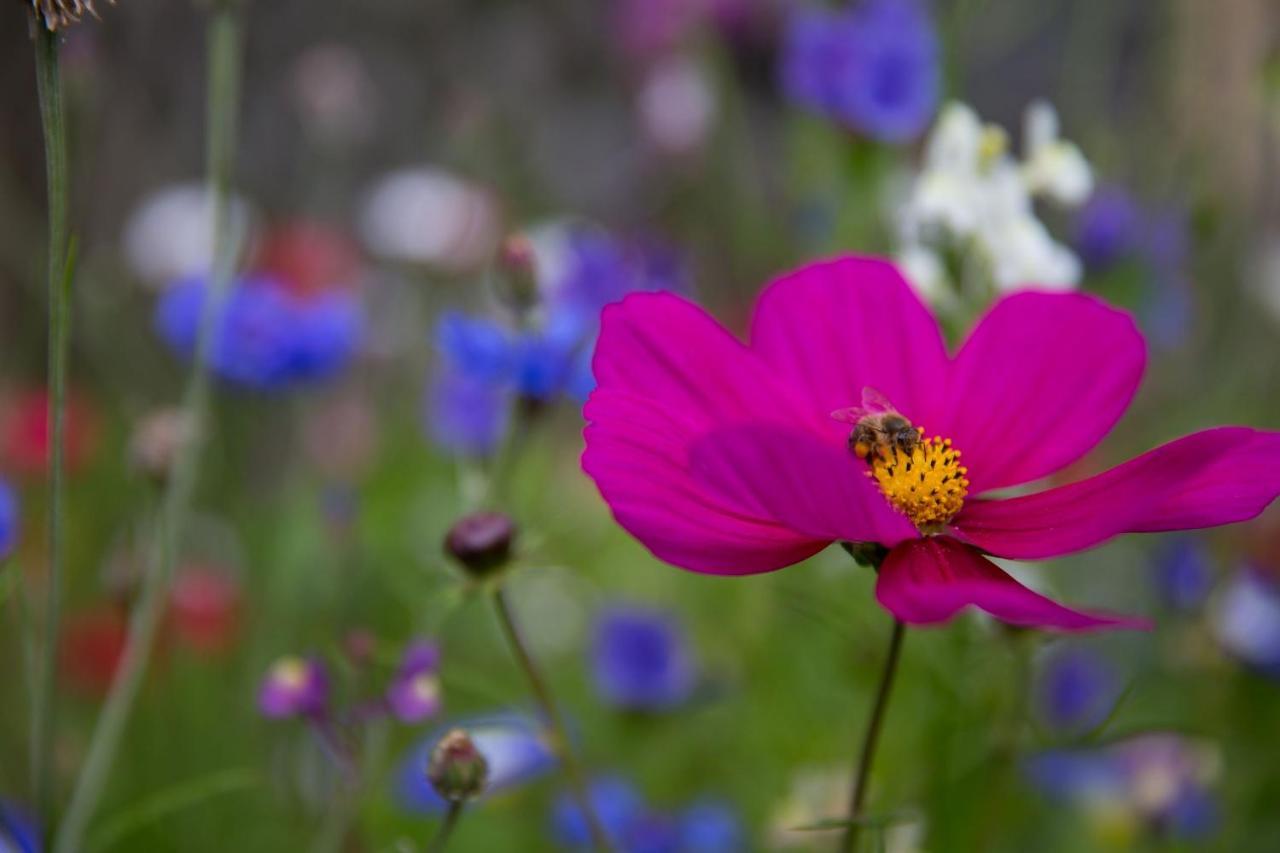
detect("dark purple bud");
top-left (444, 511), bottom-right (516, 577)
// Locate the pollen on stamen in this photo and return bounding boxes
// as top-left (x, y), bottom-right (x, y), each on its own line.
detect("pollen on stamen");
top-left (866, 431), bottom-right (969, 528)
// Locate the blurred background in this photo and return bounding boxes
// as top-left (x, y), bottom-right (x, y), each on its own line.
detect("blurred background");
top-left (2, 0), bottom-right (1280, 850)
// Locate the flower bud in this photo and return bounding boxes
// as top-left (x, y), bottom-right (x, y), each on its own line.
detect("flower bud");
top-left (444, 511), bottom-right (515, 577)
top-left (129, 407), bottom-right (196, 485)
top-left (497, 232), bottom-right (542, 315)
top-left (427, 729), bottom-right (489, 803)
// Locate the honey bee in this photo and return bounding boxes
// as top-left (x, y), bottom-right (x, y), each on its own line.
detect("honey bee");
top-left (832, 388), bottom-right (921, 462)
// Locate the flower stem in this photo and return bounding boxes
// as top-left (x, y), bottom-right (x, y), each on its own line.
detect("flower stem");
top-left (490, 586), bottom-right (613, 852)
top-left (31, 21), bottom-right (70, 827)
top-left (426, 801), bottom-right (464, 853)
top-left (840, 618), bottom-right (905, 853)
top-left (52, 5), bottom-right (244, 850)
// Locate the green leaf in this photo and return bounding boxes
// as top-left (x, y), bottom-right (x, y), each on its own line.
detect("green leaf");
top-left (88, 768), bottom-right (262, 852)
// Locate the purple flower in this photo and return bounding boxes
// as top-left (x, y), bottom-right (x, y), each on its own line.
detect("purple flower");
top-left (592, 606), bottom-right (696, 712)
top-left (552, 776), bottom-right (648, 850)
top-left (780, 0), bottom-right (940, 142)
top-left (1150, 536), bottom-right (1214, 611)
top-left (1034, 645), bottom-right (1120, 734)
top-left (386, 640), bottom-right (442, 724)
top-left (397, 713), bottom-right (556, 813)
top-left (1211, 568), bottom-right (1280, 675)
top-left (155, 275), bottom-right (361, 391)
top-left (552, 779), bottom-right (746, 852)
top-left (258, 656), bottom-right (329, 719)
top-left (1025, 733), bottom-right (1219, 840)
top-left (425, 368), bottom-right (508, 457)
top-left (0, 800), bottom-right (39, 853)
top-left (0, 480), bottom-right (18, 560)
top-left (1075, 186), bottom-right (1142, 271)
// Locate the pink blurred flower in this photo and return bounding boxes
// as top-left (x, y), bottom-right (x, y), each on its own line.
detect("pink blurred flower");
top-left (60, 606), bottom-right (129, 697)
top-left (582, 256), bottom-right (1280, 631)
top-left (167, 564), bottom-right (242, 656)
top-left (255, 221), bottom-right (363, 299)
top-left (1, 389), bottom-right (98, 477)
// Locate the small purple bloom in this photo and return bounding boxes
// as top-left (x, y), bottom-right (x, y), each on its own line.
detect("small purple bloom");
top-left (0, 480), bottom-right (18, 560)
top-left (1034, 645), bottom-right (1120, 734)
top-left (677, 801), bottom-right (745, 852)
top-left (592, 605), bottom-right (696, 712)
top-left (386, 640), bottom-right (442, 724)
top-left (155, 275), bottom-right (361, 391)
top-left (0, 800), bottom-right (39, 853)
top-left (780, 0), bottom-right (940, 142)
top-left (1211, 568), bottom-right (1280, 675)
top-left (1026, 733), bottom-right (1219, 840)
top-left (551, 776), bottom-right (647, 850)
top-left (398, 713), bottom-right (556, 813)
top-left (1151, 537), bottom-right (1214, 611)
top-left (258, 656), bottom-right (329, 719)
top-left (1075, 186), bottom-right (1142, 271)
top-left (436, 312), bottom-right (515, 385)
top-left (425, 368), bottom-right (508, 457)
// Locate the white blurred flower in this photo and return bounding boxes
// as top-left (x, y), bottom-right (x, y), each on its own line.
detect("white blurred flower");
top-left (1211, 569), bottom-right (1280, 669)
top-left (636, 54), bottom-right (717, 155)
top-left (1249, 233), bottom-right (1280, 325)
top-left (122, 183), bottom-right (253, 289)
top-left (358, 168), bottom-right (502, 272)
top-left (1022, 100), bottom-right (1093, 206)
top-left (894, 100), bottom-right (1091, 302)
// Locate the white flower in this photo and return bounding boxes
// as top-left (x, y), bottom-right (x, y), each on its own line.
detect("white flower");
top-left (892, 100), bottom-right (1091, 302)
top-left (1021, 100), bottom-right (1093, 206)
top-left (636, 55), bottom-right (717, 155)
top-left (122, 183), bottom-right (253, 289)
top-left (358, 168), bottom-right (501, 272)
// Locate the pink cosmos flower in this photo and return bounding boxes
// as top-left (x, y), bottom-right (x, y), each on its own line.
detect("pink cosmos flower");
top-left (582, 256), bottom-right (1280, 631)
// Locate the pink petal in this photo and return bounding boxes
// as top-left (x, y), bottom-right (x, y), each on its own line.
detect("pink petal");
top-left (956, 428), bottom-right (1280, 559)
top-left (584, 391), bottom-right (826, 574)
top-left (688, 424), bottom-right (919, 547)
top-left (749, 256), bottom-right (948, 433)
top-left (940, 292), bottom-right (1146, 493)
top-left (593, 291), bottom-right (825, 435)
top-left (583, 293), bottom-right (832, 575)
top-left (876, 537), bottom-right (1148, 631)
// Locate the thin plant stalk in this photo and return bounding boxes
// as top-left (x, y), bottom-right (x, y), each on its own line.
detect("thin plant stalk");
top-left (31, 21), bottom-right (71, 825)
top-left (490, 586), bottom-right (613, 852)
top-left (53, 5), bottom-right (245, 849)
top-left (840, 618), bottom-right (906, 853)
top-left (426, 801), bottom-right (464, 853)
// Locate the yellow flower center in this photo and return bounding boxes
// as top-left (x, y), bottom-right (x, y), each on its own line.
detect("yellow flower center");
top-left (867, 429), bottom-right (969, 529)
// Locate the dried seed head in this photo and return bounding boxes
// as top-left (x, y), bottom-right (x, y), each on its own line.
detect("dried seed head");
top-left (27, 0), bottom-right (114, 32)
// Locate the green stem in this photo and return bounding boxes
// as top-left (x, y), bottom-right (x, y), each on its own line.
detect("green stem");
top-left (490, 587), bottom-right (613, 852)
top-left (31, 22), bottom-right (70, 826)
top-left (52, 6), bottom-right (244, 850)
top-left (426, 801), bottom-right (464, 853)
top-left (840, 618), bottom-right (905, 853)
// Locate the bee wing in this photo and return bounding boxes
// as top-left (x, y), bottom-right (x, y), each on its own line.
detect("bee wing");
top-left (830, 387), bottom-right (896, 424)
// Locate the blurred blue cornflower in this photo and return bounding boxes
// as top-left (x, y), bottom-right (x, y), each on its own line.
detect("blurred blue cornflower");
top-left (1025, 733), bottom-right (1219, 841)
top-left (155, 274), bottom-right (362, 391)
top-left (1034, 645), bottom-right (1121, 735)
top-left (552, 777), bottom-right (745, 852)
top-left (0, 800), bottom-right (38, 853)
top-left (1150, 536), bottom-right (1214, 612)
top-left (425, 227), bottom-right (685, 456)
top-left (1073, 187), bottom-right (1193, 349)
top-left (1211, 567), bottom-right (1280, 676)
top-left (397, 713), bottom-right (556, 813)
top-left (780, 0), bottom-right (940, 142)
top-left (591, 605), bottom-right (696, 712)
top-left (0, 480), bottom-right (18, 560)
